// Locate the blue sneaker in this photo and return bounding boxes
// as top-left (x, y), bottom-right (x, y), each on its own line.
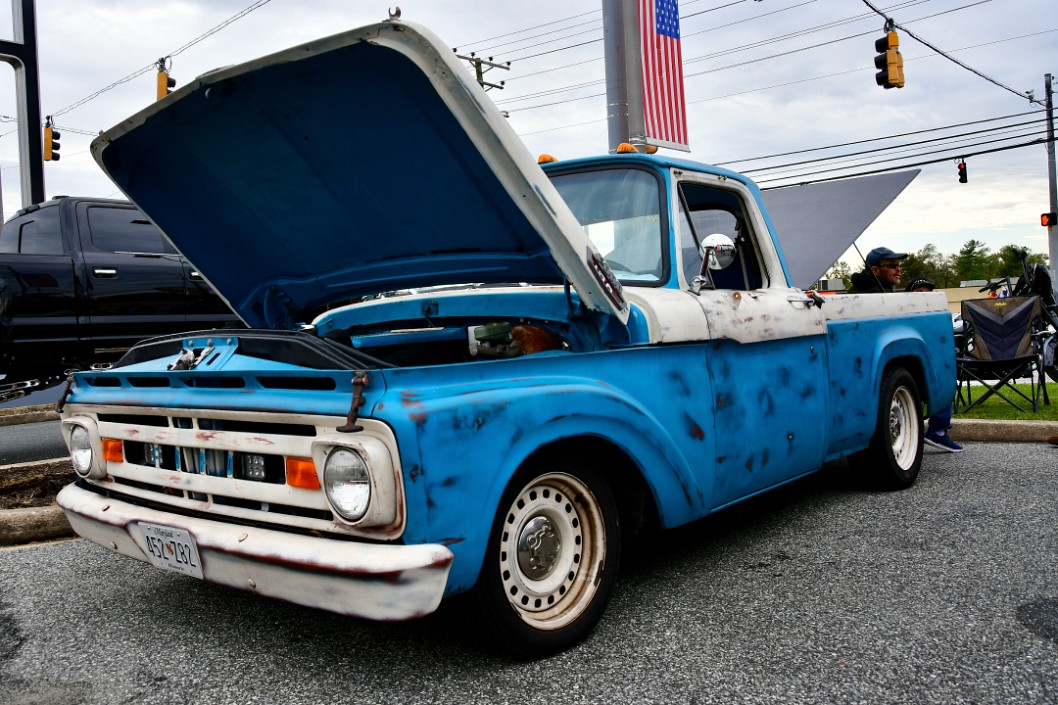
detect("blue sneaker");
top-left (925, 432), bottom-right (964, 453)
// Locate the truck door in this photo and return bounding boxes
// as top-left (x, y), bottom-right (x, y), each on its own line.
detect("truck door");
top-left (0, 203), bottom-right (81, 377)
top-left (76, 202), bottom-right (187, 358)
top-left (676, 178), bottom-right (828, 508)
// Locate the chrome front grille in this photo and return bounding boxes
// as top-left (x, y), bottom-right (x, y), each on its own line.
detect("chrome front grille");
top-left (84, 407), bottom-right (343, 532)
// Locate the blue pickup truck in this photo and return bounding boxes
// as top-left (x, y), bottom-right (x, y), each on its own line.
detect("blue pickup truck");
top-left (56, 19), bottom-right (955, 657)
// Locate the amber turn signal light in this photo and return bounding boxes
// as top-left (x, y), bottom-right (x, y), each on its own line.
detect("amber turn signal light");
top-left (102, 438), bottom-right (123, 463)
top-left (286, 457), bottom-right (321, 489)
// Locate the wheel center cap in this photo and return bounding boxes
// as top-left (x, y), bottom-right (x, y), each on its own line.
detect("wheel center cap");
top-left (517, 515), bottom-right (561, 580)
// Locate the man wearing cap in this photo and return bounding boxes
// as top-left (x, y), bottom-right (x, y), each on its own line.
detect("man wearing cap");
top-left (847, 247), bottom-right (907, 293)
top-left (901, 276), bottom-right (962, 451)
top-left (848, 251), bottom-right (965, 452)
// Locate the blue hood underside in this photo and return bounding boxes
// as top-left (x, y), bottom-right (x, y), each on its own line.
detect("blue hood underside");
top-left (96, 29), bottom-right (572, 329)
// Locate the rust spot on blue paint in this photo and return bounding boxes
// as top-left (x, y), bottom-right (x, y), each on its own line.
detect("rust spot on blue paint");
top-left (683, 412), bottom-right (705, 441)
top-left (408, 465), bottom-right (423, 482)
top-left (854, 357), bottom-right (863, 375)
top-left (716, 455), bottom-right (726, 464)
top-left (758, 390), bottom-right (775, 416)
top-left (745, 456), bottom-right (754, 472)
top-left (778, 367), bottom-right (792, 386)
top-left (439, 537), bottom-right (465, 547)
top-left (800, 385), bottom-right (815, 399)
top-left (668, 370), bottom-right (691, 397)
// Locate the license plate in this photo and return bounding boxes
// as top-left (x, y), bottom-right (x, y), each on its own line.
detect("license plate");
top-left (138, 522), bottom-right (204, 579)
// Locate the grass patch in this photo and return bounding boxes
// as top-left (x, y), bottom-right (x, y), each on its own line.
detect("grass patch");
top-left (953, 381), bottom-right (1058, 421)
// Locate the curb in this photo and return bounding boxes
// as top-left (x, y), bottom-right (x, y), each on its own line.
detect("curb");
top-left (949, 418), bottom-right (1058, 443)
top-left (0, 403), bottom-right (60, 428)
top-left (0, 504), bottom-right (72, 546)
top-left (1, 419), bottom-right (1056, 548)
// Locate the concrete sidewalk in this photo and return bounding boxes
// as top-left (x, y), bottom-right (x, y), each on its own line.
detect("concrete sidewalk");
top-left (1, 412), bottom-right (1056, 548)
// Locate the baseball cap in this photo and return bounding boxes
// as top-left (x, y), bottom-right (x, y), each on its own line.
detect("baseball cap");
top-left (865, 247), bottom-right (908, 267)
top-left (905, 278), bottom-right (936, 292)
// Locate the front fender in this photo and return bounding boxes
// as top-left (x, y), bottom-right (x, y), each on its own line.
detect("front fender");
top-left (375, 375), bottom-right (711, 594)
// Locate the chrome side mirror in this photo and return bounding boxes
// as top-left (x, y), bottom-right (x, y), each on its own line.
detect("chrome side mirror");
top-left (701, 233), bottom-right (736, 270)
top-left (694, 233), bottom-right (736, 292)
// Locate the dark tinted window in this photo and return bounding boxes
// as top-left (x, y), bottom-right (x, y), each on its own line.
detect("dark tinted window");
top-left (677, 182), bottom-right (766, 290)
top-left (87, 207), bottom-right (175, 254)
top-left (0, 205), bottom-right (64, 255)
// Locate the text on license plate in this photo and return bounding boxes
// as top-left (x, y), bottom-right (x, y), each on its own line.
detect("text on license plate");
top-left (138, 522), bottom-right (204, 579)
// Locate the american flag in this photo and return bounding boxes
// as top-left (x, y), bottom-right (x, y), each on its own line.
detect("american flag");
top-left (639, 0), bottom-right (688, 149)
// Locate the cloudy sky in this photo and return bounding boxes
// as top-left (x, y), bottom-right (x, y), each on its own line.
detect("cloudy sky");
top-left (2, 0), bottom-right (1056, 270)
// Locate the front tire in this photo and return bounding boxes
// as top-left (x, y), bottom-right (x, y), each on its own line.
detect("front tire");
top-left (474, 461), bottom-right (620, 658)
top-left (854, 367), bottom-right (924, 490)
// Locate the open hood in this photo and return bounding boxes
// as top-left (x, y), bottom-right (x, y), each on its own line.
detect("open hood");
top-left (92, 20), bottom-right (628, 329)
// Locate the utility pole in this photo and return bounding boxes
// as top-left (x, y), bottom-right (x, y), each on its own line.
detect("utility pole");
top-left (0, 0), bottom-right (46, 208)
top-left (454, 53), bottom-right (509, 92)
top-left (1044, 73), bottom-right (1057, 273)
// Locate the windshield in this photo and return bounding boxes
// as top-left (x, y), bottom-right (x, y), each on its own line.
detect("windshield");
top-left (548, 168), bottom-right (665, 284)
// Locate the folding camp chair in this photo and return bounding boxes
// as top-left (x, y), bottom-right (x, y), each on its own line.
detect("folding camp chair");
top-left (956, 295), bottom-right (1047, 413)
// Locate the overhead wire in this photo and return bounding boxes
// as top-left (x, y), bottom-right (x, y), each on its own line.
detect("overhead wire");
top-left (499, 0), bottom-right (993, 112)
top-left (757, 138), bottom-right (1050, 187)
top-left (50, 0), bottom-right (274, 119)
top-left (859, 0), bottom-right (1033, 102)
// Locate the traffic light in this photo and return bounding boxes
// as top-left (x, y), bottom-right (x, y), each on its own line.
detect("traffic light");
top-left (957, 161), bottom-right (967, 183)
top-left (874, 30), bottom-right (905, 89)
top-left (1043, 212), bottom-right (1057, 227)
top-left (156, 69), bottom-right (176, 100)
top-left (43, 120), bottom-right (60, 162)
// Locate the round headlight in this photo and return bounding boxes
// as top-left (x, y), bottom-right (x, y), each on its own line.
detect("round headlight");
top-left (323, 448), bottom-right (371, 522)
top-left (69, 425), bottom-right (94, 477)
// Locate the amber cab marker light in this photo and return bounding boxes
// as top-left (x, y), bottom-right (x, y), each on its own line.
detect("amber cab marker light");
top-left (537, 153), bottom-right (557, 164)
top-left (616, 143), bottom-right (639, 153)
top-left (102, 438), bottom-right (123, 463)
top-left (286, 457), bottom-right (321, 489)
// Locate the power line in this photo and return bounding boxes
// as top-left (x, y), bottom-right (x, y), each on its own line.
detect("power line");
top-left (719, 110), bottom-right (1044, 165)
top-left (758, 138), bottom-right (1051, 187)
top-left (749, 125), bottom-right (1050, 180)
top-left (51, 0), bottom-right (275, 118)
top-left (859, 0), bottom-right (1033, 103)
top-left (454, 9), bottom-right (598, 49)
top-left (499, 0), bottom-right (995, 112)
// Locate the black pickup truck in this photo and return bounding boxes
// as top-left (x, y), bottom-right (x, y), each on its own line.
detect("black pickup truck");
top-left (1, 196), bottom-right (240, 395)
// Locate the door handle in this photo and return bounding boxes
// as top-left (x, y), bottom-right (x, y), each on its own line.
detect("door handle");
top-left (92, 268), bottom-right (118, 278)
top-left (787, 292), bottom-right (824, 308)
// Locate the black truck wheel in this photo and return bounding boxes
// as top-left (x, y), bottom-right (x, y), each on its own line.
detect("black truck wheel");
top-left (474, 461), bottom-right (620, 658)
top-left (853, 367), bottom-right (924, 490)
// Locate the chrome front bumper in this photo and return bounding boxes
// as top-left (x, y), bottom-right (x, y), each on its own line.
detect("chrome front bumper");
top-left (57, 483), bottom-right (453, 621)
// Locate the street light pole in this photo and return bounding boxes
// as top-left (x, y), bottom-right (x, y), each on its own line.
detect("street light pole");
top-left (1044, 73), bottom-right (1057, 273)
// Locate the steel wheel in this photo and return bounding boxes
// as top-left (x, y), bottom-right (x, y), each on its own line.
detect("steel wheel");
top-left (498, 472), bottom-right (607, 631)
top-left (852, 367), bottom-right (924, 490)
top-left (475, 462), bottom-right (619, 657)
top-left (887, 385), bottom-right (919, 471)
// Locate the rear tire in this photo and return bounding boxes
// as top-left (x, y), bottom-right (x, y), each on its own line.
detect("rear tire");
top-left (853, 367), bottom-right (923, 490)
top-left (474, 460), bottom-right (620, 659)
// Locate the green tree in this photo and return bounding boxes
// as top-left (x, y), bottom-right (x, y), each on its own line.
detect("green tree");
top-left (989, 245), bottom-right (1049, 282)
top-left (953, 239), bottom-right (992, 282)
top-left (900, 244), bottom-right (956, 288)
top-left (821, 260), bottom-right (852, 289)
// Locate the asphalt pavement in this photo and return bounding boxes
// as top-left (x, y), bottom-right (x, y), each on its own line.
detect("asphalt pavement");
top-left (1, 440), bottom-right (1055, 704)
top-left (0, 403), bottom-right (1056, 547)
